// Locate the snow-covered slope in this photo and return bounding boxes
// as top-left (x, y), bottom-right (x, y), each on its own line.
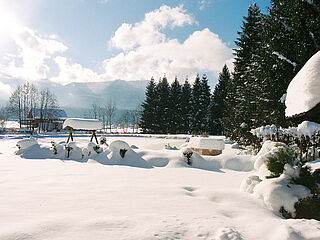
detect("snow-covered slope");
top-left (0, 135), bottom-right (319, 240)
top-left (285, 51), bottom-right (320, 117)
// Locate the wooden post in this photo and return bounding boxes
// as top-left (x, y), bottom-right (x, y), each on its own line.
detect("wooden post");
top-left (90, 131), bottom-right (99, 144)
top-left (67, 131), bottom-right (74, 143)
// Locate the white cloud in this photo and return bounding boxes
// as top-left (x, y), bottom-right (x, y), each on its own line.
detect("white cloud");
top-left (50, 56), bottom-right (101, 85)
top-left (0, 4), bottom-right (232, 85)
top-left (1, 26), bottom-right (67, 81)
top-left (199, 0), bottom-right (211, 10)
top-left (110, 5), bottom-right (195, 50)
top-left (104, 5), bottom-right (233, 82)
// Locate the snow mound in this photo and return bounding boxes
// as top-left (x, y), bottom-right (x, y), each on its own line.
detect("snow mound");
top-left (215, 227), bottom-right (243, 240)
top-left (285, 51), bottom-right (320, 117)
top-left (297, 121), bottom-right (320, 137)
top-left (253, 167), bottom-right (311, 215)
top-left (82, 142), bottom-right (103, 158)
top-left (65, 142), bottom-right (83, 159)
top-left (16, 138), bottom-right (38, 150)
top-left (188, 137), bottom-right (225, 150)
top-left (221, 155), bottom-right (254, 171)
top-left (109, 140), bottom-right (130, 151)
top-left (63, 118), bottom-right (102, 130)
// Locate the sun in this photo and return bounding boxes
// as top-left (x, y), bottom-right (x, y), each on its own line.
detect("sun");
top-left (0, 3), bottom-right (20, 46)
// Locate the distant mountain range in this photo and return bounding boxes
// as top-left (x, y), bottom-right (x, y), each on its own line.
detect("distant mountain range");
top-left (0, 78), bottom-right (148, 113)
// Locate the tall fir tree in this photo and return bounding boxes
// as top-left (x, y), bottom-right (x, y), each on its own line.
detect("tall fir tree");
top-left (199, 74), bottom-right (211, 133)
top-left (191, 74), bottom-right (203, 134)
top-left (191, 74), bottom-right (211, 134)
top-left (255, 0), bottom-right (320, 127)
top-left (209, 65), bottom-right (231, 135)
top-left (169, 77), bottom-right (182, 134)
top-left (225, 3), bottom-right (264, 144)
top-left (156, 75), bottom-right (171, 133)
top-left (180, 78), bottom-right (192, 133)
top-left (139, 77), bottom-right (158, 133)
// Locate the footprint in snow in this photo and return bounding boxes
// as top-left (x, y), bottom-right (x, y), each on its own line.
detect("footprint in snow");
top-left (215, 227), bottom-right (244, 240)
top-left (182, 186), bottom-right (198, 197)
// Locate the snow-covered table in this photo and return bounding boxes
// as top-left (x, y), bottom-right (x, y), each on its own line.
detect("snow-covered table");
top-left (188, 137), bottom-right (225, 156)
top-left (63, 118), bottom-right (103, 144)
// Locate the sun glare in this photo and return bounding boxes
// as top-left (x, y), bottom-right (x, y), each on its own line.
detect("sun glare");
top-left (0, 3), bottom-right (20, 46)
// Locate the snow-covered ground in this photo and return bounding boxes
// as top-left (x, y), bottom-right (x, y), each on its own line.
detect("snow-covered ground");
top-left (0, 134), bottom-right (319, 240)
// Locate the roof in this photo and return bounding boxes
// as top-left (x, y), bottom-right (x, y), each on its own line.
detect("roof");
top-left (63, 118), bottom-right (102, 130)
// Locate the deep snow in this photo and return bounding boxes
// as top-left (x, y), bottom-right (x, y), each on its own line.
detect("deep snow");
top-left (285, 50), bottom-right (320, 117)
top-left (0, 135), bottom-right (319, 240)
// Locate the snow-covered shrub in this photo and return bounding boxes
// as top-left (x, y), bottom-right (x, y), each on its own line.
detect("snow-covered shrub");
top-left (65, 142), bottom-right (82, 159)
top-left (109, 140), bottom-right (130, 158)
top-left (253, 170), bottom-right (311, 216)
top-left (254, 141), bottom-right (287, 172)
top-left (16, 138), bottom-right (38, 150)
top-left (266, 146), bottom-right (296, 178)
top-left (82, 142), bottom-right (103, 158)
top-left (180, 147), bottom-right (193, 166)
top-left (100, 136), bottom-right (107, 145)
top-left (285, 196), bottom-right (320, 220)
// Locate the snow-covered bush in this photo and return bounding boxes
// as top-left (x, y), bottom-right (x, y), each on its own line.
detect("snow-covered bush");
top-left (243, 140), bottom-right (320, 220)
top-left (65, 142), bottom-right (82, 159)
top-left (253, 168), bottom-right (311, 216)
top-left (99, 136), bottom-right (107, 145)
top-left (109, 140), bottom-right (130, 158)
top-left (252, 121), bottom-right (320, 162)
top-left (180, 147), bottom-right (193, 166)
top-left (82, 142), bottom-right (103, 158)
top-left (51, 141), bottom-right (63, 155)
top-left (266, 146), bottom-right (296, 178)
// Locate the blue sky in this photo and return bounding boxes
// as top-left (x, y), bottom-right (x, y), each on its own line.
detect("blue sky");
top-left (0, 0), bottom-right (270, 89)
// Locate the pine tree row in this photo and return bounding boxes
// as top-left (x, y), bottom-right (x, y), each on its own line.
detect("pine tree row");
top-left (140, 74), bottom-right (224, 134)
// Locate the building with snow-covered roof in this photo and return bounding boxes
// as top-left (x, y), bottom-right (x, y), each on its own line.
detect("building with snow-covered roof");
top-left (285, 51), bottom-right (320, 123)
top-left (22, 108), bottom-right (68, 132)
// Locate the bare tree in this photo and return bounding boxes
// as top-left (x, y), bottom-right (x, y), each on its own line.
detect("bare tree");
top-left (91, 103), bottom-right (99, 119)
top-left (0, 106), bottom-right (8, 132)
top-left (7, 83), bottom-right (58, 132)
top-left (105, 101), bottom-right (117, 133)
top-left (130, 107), bottom-right (141, 133)
top-left (38, 89), bottom-right (59, 132)
top-left (119, 110), bottom-right (130, 133)
top-left (8, 82), bottom-right (37, 128)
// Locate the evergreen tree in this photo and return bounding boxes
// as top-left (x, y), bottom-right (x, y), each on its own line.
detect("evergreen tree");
top-left (139, 77), bottom-right (158, 133)
top-left (191, 74), bottom-right (203, 134)
top-left (225, 3), bottom-right (264, 144)
top-left (255, 0), bottom-right (320, 127)
top-left (191, 74), bottom-right (211, 134)
top-left (180, 78), bottom-right (192, 133)
top-left (199, 74), bottom-right (211, 133)
top-left (156, 75), bottom-right (171, 133)
top-left (169, 77), bottom-right (182, 134)
top-left (209, 65), bottom-right (231, 135)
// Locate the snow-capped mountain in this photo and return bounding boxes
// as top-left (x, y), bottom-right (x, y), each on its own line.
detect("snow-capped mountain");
top-left (0, 78), bottom-right (147, 109)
